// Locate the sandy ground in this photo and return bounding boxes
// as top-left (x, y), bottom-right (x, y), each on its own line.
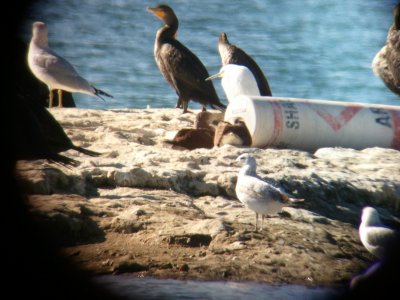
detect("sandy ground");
top-left (16, 107), bottom-right (400, 287)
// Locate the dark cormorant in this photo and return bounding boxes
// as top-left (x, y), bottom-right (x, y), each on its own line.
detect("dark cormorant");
top-left (12, 96), bottom-right (78, 166)
top-left (218, 32), bottom-right (272, 96)
top-left (372, 4), bottom-right (400, 97)
top-left (12, 93), bottom-right (101, 167)
top-left (147, 5), bottom-right (226, 113)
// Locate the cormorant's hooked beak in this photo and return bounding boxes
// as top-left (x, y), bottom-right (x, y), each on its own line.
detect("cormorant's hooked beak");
top-left (147, 7), bottom-right (165, 19)
top-left (205, 70), bottom-right (224, 81)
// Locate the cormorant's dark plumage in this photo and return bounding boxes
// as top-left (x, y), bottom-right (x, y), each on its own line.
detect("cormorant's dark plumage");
top-left (147, 5), bottom-right (226, 113)
top-left (12, 96), bottom-right (79, 166)
top-left (12, 94), bottom-right (101, 166)
top-left (12, 41), bottom-right (101, 166)
top-left (372, 4), bottom-right (400, 97)
top-left (218, 32), bottom-right (272, 96)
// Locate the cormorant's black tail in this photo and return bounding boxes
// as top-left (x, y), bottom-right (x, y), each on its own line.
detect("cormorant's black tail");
top-left (72, 146), bottom-right (101, 157)
top-left (210, 103), bottom-right (226, 113)
top-left (48, 153), bottom-right (80, 168)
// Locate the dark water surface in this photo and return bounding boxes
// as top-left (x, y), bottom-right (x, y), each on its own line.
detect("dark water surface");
top-left (96, 275), bottom-right (344, 300)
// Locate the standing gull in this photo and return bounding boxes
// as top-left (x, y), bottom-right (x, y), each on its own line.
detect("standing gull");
top-left (359, 206), bottom-right (399, 259)
top-left (235, 153), bottom-right (302, 231)
top-left (206, 64), bottom-right (260, 102)
top-left (147, 5), bottom-right (226, 113)
top-left (218, 32), bottom-right (272, 96)
top-left (27, 21), bottom-right (113, 108)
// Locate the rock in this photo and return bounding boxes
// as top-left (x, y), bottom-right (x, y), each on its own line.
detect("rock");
top-left (113, 260), bottom-right (148, 274)
top-left (16, 108), bottom-right (400, 286)
top-left (110, 207), bottom-right (147, 234)
top-left (281, 207), bottom-right (332, 224)
top-left (166, 234), bottom-right (212, 247)
top-left (27, 194), bottom-right (105, 246)
top-left (17, 161), bottom-right (87, 195)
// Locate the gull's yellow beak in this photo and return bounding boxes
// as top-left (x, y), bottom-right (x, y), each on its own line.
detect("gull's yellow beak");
top-left (205, 70), bottom-right (224, 81)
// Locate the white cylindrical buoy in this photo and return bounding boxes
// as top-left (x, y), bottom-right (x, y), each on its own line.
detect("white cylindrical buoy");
top-left (224, 96), bottom-right (400, 151)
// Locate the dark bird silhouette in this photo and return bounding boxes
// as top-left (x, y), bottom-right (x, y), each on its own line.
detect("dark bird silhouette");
top-left (12, 93), bottom-right (100, 167)
top-left (147, 4), bottom-right (226, 113)
top-left (12, 97), bottom-right (77, 167)
top-left (218, 32), bottom-right (272, 96)
top-left (372, 4), bottom-right (400, 97)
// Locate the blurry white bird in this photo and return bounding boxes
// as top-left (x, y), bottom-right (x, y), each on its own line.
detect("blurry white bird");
top-left (206, 64), bottom-right (260, 103)
top-left (235, 153), bottom-right (303, 231)
top-left (359, 206), bottom-right (399, 259)
top-left (27, 21), bottom-right (113, 108)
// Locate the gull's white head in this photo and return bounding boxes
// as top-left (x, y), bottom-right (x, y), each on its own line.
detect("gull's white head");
top-left (236, 153), bottom-right (257, 175)
top-left (31, 21), bottom-right (48, 47)
top-left (361, 206), bottom-right (381, 227)
top-left (206, 64), bottom-right (259, 102)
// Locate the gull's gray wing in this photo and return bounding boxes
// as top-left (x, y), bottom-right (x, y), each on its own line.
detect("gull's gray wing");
top-left (237, 175), bottom-right (284, 201)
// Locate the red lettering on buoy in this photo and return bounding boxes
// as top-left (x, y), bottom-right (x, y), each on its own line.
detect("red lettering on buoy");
top-left (391, 110), bottom-right (400, 150)
top-left (313, 106), bottom-right (362, 131)
top-left (266, 102), bottom-right (283, 146)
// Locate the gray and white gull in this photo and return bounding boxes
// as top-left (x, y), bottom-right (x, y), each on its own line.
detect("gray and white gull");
top-left (206, 64), bottom-right (260, 103)
top-left (235, 153), bottom-right (303, 231)
top-left (27, 21), bottom-right (113, 108)
top-left (359, 206), bottom-right (399, 259)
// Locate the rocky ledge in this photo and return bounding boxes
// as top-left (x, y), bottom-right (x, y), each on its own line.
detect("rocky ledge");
top-left (16, 107), bottom-right (400, 287)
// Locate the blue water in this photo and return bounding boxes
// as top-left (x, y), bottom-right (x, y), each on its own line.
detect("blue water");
top-left (96, 276), bottom-right (343, 300)
top-left (21, 0), bottom-right (400, 110)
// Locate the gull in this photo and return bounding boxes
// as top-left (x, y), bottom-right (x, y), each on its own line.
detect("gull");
top-left (235, 153), bottom-right (303, 231)
top-left (27, 21), bottom-right (113, 108)
top-left (206, 64), bottom-right (260, 103)
top-left (359, 206), bottom-right (399, 259)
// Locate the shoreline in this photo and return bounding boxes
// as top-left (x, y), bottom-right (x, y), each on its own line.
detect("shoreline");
top-left (16, 107), bottom-right (400, 286)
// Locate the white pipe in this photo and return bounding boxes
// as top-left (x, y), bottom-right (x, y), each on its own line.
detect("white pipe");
top-left (224, 96), bottom-right (400, 151)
